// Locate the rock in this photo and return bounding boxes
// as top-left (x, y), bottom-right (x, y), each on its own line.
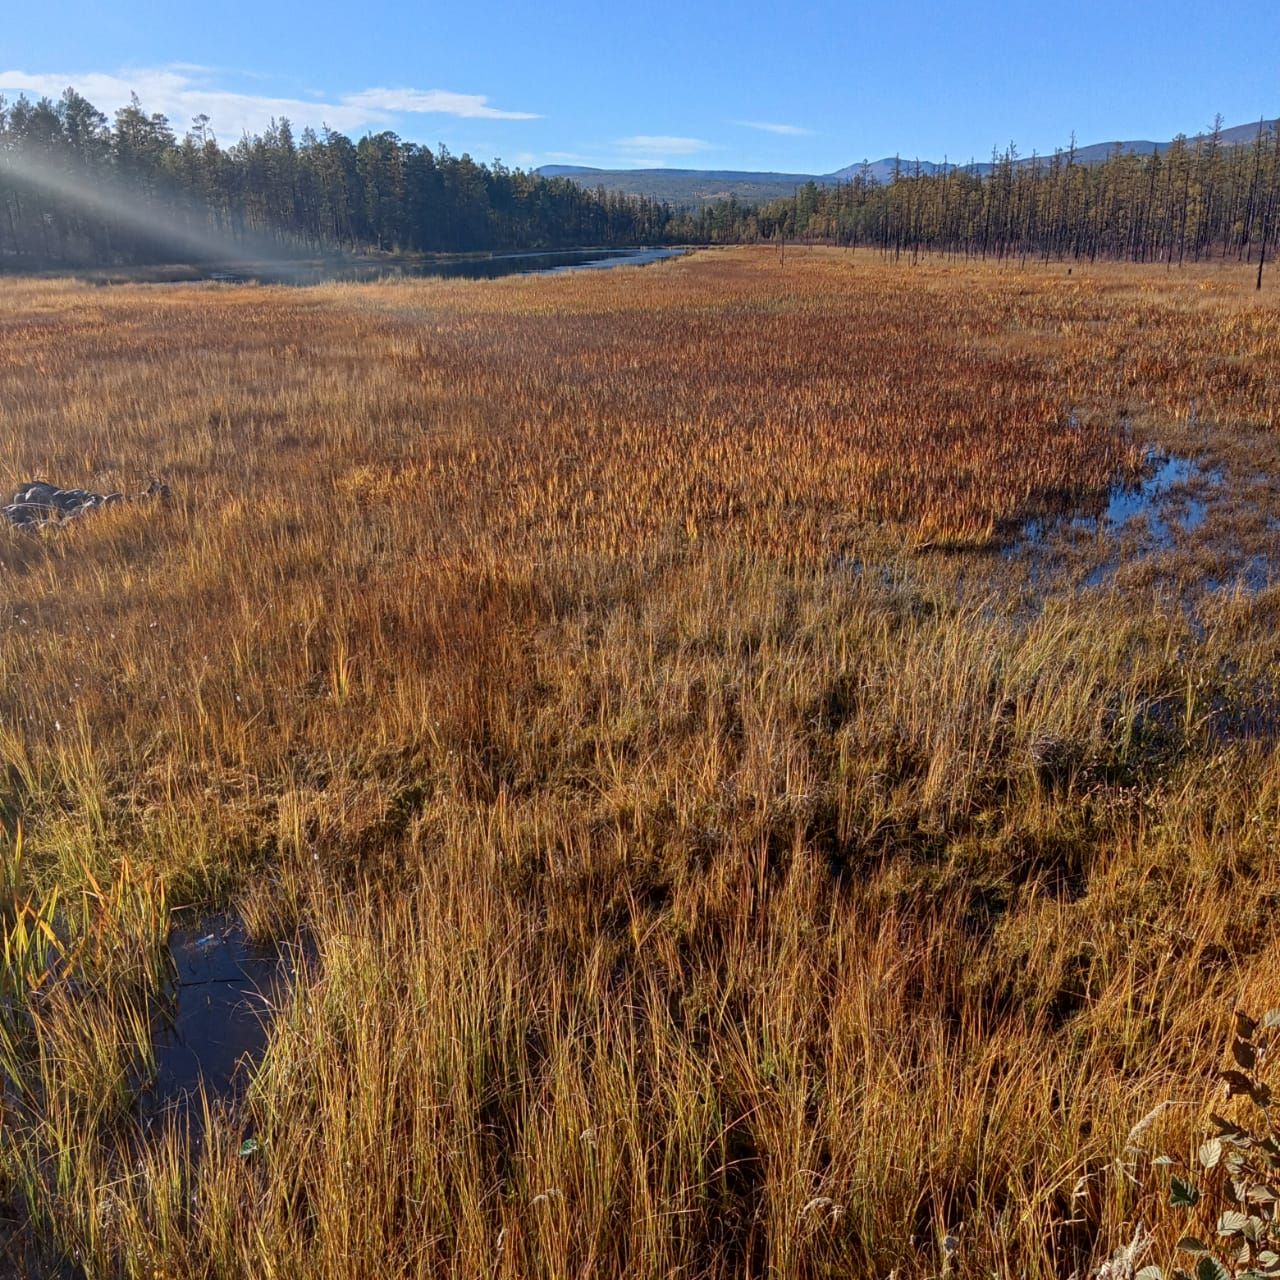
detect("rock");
top-left (3, 502), bottom-right (43, 526)
top-left (16, 481), bottom-right (59, 504)
top-left (2, 478), bottom-right (173, 530)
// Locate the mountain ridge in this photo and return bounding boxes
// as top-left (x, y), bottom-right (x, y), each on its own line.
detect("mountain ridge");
top-left (536, 118), bottom-right (1279, 205)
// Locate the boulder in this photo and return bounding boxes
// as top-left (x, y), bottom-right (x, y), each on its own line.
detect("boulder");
top-left (3, 479), bottom-right (171, 529)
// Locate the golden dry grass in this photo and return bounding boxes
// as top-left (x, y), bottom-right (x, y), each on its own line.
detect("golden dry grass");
top-left (1, 248), bottom-right (1279, 1278)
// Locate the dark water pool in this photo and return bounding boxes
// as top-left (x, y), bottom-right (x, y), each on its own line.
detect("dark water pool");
top-left (141, 916), bottom-right (297, 1126)
top-left (201, 245), bottom-right (687, 285)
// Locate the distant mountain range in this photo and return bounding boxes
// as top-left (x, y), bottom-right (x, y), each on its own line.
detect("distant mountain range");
top-left (536, 118), bottom-right (1279, 206)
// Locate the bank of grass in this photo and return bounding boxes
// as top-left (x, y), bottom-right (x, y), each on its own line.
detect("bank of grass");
top-left (1, 249), bottom-right (1279, 1276)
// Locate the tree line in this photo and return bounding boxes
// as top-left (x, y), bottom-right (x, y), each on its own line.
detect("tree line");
top-left (692, 119), bottom-right (1280, 284)
top-left (0, 88), bottom-right (677, 266)
top-left (1, 88), bottom-right (1277, 281)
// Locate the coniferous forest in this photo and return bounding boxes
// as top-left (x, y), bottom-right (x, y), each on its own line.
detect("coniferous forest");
top-left (711, 124), bottom-right (1280, 274)
top-left (0, 87), bottom-right (1277, 273)
top-left (0, 88), bottom-right (676, 265)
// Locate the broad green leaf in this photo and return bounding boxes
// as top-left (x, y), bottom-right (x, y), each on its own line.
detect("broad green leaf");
top-left (1172, 1177), bottom-right (1202, 1208)
top-left (1195, 1256), bottom-right (1230, 1280)
top-left (1235, 1038), bottom-right (1259, 1070)
top-left (1200, 1138), bottom-right (1224, 1169)
top-left (1236, 1010), bottom-right (1260, 1039)
top-left (1222, 1069), bottom-right (1256, 1096)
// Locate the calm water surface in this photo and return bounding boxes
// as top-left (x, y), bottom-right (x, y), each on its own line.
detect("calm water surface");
top-left (141, 916), bottom-right (299, 1128)
top-left (207, 245), bottom-right (687, 285)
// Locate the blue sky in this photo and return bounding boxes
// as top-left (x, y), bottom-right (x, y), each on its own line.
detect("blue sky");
top-left (2, 1), bottom-right (1278, 173)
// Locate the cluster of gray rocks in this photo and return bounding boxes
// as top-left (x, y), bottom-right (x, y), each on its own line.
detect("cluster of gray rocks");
top-left (3, 478), bottom-right (172, 529)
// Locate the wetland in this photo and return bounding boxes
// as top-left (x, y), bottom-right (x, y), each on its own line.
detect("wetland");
top-left (1, 248), bottom-right (1279, 1279)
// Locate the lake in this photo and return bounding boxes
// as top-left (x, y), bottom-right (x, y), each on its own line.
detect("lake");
top-left (203, 246), bottom-right (688, 285)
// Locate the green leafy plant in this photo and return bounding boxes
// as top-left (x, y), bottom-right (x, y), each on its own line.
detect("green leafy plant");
top-left (1146, 1010), bottom-right (1280, 1280)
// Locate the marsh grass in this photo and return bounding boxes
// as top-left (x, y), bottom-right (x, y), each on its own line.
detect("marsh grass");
top-left (0, 250), bottom-right (1278, 1276)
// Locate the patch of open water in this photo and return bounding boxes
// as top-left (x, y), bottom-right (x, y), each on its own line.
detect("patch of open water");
top-left (199, 245), bottom-right (687, 285)
top-left (1020, 452), bottom-right (1220, 552)
top-left (1005, 449), bottom-right (1275, 597)
top-left (140, 915), bottom-right (299, 1130)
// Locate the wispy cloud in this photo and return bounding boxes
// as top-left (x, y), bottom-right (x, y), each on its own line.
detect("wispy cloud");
top-left (0, 66), bottom-right (540, 139)
top-left (615, 134), bottom-right (714, 156)
top-left (343, 88), bottom-right (539, 120)
top-left (542, 136), bottom-right (717, 170)
top-left (544, 151), bottom-right (599, 165)
top-left (733, 119), bottom-right (815, 137)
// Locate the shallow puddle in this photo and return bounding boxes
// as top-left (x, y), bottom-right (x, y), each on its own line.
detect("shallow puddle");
top-left (1021, 451), bottom-right (1219, 549)
top-left (141, 916), bottom-right (296, 1125)
top-left (1005, 449), bottom-right (1273, 595)
top-left (1100, 454), bottom-right (1214, 541)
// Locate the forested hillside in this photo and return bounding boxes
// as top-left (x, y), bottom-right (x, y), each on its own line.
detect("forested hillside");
top-left (1, 87), bottom-right (1277, 273)
top-left (536, 119), bottom-right (1280, 208)
top-left (695, 127), bottom-right (1280, 273)
top-left (0, 88), bottom-right (676, 267)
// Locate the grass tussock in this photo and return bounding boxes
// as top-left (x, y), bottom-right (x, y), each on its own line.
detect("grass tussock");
top-left (1, 249), bottom-right (1279, 1277)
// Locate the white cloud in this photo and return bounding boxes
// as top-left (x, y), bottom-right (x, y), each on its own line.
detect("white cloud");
top-left (0, 68), bottom-right (375, 136)
top-left (0, 65), bottom-right (539, 139)
top-left (733, 119), bottom-right (815, 137)
top-left (343, 87), bottom-right (538, 120)
top-left (615, 134), bottom-right (713, 156)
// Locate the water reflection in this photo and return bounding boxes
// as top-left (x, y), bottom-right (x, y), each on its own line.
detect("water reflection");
top-left (1021, 452), bottom-right (1219, 549)
top-left (142, 916), bottom-right (296, 1125)
top-left (206, 246), bottom-right (687, 285)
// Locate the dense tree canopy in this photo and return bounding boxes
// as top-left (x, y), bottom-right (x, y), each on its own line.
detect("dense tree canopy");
top-left (0, 88), bottom-right (676, 266)
top-left (1, 89), bottom-right (1277, 278)
top-left (692, 123), bottom-right (1280, 279)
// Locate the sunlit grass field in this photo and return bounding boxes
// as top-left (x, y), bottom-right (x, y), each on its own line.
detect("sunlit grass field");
top-left (2, 247), bottom-right (1280, 1278)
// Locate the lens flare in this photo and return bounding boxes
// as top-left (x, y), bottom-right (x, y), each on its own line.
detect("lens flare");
top-left (2, 149), bottom-right (303, 275)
